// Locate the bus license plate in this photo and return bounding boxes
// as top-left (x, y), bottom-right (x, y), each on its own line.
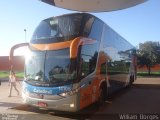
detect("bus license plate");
top-left (37, 102), bottom-right (48, 107)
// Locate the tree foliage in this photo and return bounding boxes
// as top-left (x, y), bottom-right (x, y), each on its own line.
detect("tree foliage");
top-left (137, 41), bottom-right (160, 75)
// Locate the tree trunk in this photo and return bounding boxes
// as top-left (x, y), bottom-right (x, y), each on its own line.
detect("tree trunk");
top-left (148, 66), bottom-right (151, 75)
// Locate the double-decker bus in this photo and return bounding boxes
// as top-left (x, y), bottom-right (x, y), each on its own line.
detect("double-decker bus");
top-left (16, 13), bottom-right (136, 112)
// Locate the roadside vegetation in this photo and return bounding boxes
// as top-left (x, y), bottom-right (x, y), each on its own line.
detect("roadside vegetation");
top-left (137, 41), bottom-right (160, 75)
top-left (0, 71), bottom-right (24, 78)
top-left (137, 72), bottom-right (160, 77)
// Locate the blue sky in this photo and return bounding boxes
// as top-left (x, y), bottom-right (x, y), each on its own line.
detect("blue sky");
top-left (0, 0), bottom-right (159, 56)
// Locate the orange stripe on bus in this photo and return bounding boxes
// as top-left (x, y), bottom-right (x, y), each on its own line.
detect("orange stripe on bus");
top-left (30, 37), bottom-right (97, 58)
top-left (30, 41), bottom-right (72, 51)
top-left (70, 38), bottom-right (97, 58)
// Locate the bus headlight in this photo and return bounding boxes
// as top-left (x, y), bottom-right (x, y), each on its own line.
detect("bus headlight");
top-left (70, 103), bottom-right (75, 108)
top-left (59, 88), bottom-right (80, 97)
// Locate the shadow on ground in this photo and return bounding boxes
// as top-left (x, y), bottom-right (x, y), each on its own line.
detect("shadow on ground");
top-left (10, 82), bottom-right (160, 120)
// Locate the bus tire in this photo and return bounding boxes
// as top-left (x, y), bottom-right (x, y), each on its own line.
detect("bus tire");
top-left (98, 85), bottom-right (107, 106)
top-left (128, 75), bottom-right (134, 86)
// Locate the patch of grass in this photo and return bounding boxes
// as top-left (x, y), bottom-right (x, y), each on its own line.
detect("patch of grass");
top-left (137, 72), bottom-right (160, 77)
top-left (0, 71), bottom-right (24, 78)
top-left (0, 71), bottom-right (9, 78)
top-left (16, 72), bottom-right (24, 78)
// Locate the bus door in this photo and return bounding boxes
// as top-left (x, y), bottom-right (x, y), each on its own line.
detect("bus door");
top-left (78, 55), bottom-right (98, 109)
top-left (79, 74), bottom-right (99, 109)
top-left (79, 74), bottom-right (94, 109)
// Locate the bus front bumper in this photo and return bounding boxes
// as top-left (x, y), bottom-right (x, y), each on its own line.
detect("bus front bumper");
top-left (22, 92), bottom-right (79, 112)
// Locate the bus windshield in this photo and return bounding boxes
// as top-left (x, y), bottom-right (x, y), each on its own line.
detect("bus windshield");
top-left (31, 14), bottom-right (83, 44)
top-left (25, 48), bottom-right (77, 84)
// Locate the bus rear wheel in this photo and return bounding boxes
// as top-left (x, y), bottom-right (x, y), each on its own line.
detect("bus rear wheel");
top-left (97, 87), bottom-right (106, 106)
top-left (128, 75), bottom-right (135, 86)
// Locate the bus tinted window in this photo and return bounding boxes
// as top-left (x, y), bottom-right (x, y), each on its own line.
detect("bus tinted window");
top-left (25, 51), bottom-right (45, 81)
top-left (82, 17), bottom-right (94, 37)
top-left (31, 15), bottom-right (83, 44)
top-left (88, 19), bottom-right (103, 41)
top-left (45, 49), bottom-right (76, 83)
top-left (80, 44), bottom-right (99, 78)
top-left (103, 25), bottom-right (133, 51)
top-left (25, 49), bottom-right (77, 84)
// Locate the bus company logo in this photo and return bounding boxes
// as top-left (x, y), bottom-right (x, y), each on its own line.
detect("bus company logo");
top-left (33, 88), bottom-right (52, 94)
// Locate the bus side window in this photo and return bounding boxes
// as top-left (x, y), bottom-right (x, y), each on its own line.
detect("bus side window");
top-left (80, 43), bottom-right (98, 79)
top-left (81, 55), bottom-right (92, 78)
top-left (88, 19), bottom-right (103, 41)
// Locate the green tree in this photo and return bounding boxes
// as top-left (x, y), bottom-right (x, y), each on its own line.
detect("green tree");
top-left (137, 41), bottom-right (160, 75)
top-left (154, 42), bottom-right (160, 64)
